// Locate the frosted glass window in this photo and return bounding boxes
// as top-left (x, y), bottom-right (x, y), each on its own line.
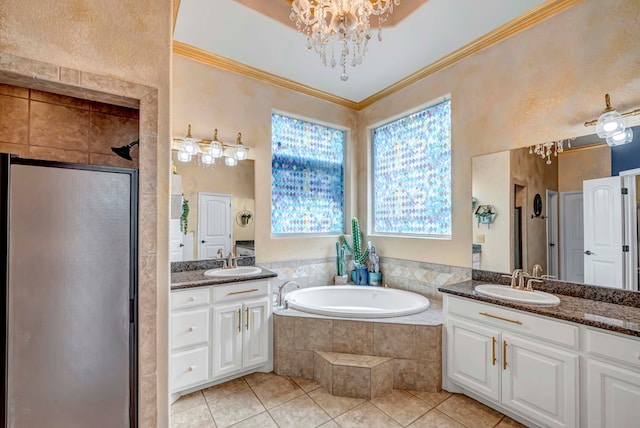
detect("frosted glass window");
top-left (271, 113), bottom-right (345, 235)
top-left (372, 99), bottom-right (451, 237)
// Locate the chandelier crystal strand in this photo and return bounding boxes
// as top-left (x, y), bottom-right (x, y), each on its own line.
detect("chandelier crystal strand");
top-left (529, 138), bottom-right (574, 165)
top-left (290, 0), bottom-right (400, 81)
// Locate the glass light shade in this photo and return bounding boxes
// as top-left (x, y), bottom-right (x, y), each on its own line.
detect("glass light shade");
top-left (176, 150), bottom-right (192, 162)
top-left (181, 138), bottom-right (199, 155)
top-left (596, 110), bottom-right (625, 138)
top-left (224, 156), bottom-right (237, 167)
top-left (606, 127), bottom-right (633, 146)
top-left (208, 141), bottom-right (223, 158)
top-left (201, 152), bottom-right (215, 165)
top-left (234, 145), bottom-right (248, 161)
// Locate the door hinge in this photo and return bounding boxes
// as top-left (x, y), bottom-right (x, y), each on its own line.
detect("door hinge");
top-left (622, 187), bottom-right (628, 195)
top-left (623, 245), bottom-right (630, 252)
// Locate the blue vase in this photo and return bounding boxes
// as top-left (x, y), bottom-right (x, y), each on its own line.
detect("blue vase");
top-left (351, 267), bottom-right (369, 285)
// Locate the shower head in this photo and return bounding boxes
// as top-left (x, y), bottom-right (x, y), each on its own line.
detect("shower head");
top-left (111, 140), bottom-right (139, 161)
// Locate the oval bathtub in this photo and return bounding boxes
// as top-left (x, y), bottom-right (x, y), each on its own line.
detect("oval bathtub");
top-left (284, 285), bottom-right (430, 318)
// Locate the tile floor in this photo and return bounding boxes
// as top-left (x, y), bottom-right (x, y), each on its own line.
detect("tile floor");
top-left (171, 372), bottom-right (527, 428)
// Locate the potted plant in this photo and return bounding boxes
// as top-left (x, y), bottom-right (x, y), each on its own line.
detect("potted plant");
top-left (340, 217), bottom-right (369, 285)
top-left (334, 242), bottom-right (348, 285)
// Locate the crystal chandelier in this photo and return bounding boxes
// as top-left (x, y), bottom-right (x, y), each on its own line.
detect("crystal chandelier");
top-left (173, 125), bottom-right (249, 169)
top-left (529, 139), bottom-right (574, 165)
top-left (289, 0), bottom-right (400, 81)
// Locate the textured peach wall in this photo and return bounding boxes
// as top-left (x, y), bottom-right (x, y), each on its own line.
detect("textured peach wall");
top-left (172, 55), bottom-right (358, 262)
top-left (1, 1), bottom-right (172, 426)
top-left (558, 145), bottom-right (611, 192)
top-left (511, 147), bottom-right (559, 273)
top-left (472, 151), bottom-right (511, 273)
top-left (357, 0), bottom-right (640, 268)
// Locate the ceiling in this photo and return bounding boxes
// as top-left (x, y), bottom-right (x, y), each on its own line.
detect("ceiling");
top-left (174, 0), bottom-right (572, 108)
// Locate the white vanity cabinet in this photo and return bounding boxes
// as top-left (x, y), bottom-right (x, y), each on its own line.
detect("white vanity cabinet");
top-left (212, 282), bottom-right (270, 378)
top-left (170, 280), bottom-right (272, 395)
top-left (585, 329), bottom-right (640, 427)
top-left (445, 296), bottom-right (579, 428)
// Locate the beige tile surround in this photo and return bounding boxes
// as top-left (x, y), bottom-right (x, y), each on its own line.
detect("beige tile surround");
top-left (0, 52), bottom-right (160, 426)
top-left (274, 315), bottom-right (442, 393)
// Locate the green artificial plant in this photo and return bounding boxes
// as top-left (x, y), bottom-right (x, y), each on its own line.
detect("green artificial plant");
top-left (340, 217), bottom-right (369, 268)
top-left (180, 198), bottom-right (189, 234)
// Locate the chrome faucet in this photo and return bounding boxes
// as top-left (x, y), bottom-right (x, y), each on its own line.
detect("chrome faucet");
top-left (278, 280), bottom-right (301, 307)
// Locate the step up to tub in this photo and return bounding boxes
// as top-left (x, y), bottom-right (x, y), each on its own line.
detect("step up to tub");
top-left (314, 351), bottom-right (393, 399)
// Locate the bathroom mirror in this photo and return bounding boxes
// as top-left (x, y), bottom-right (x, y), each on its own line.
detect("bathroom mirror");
top-left (472, 131), bottom-right (640, 291)
top-left (171, 152), bottom-right (255, 262)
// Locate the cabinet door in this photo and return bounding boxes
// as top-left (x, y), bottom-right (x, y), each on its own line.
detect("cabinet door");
top-left (243, 298), bottom-right (270, 368)
top-left (213, 303), bottom-right (243, 378)
top-left (587, 359), bottom-right (640, 428)
top-left (447, 317), bottom-right (501, 401)
top-left (502, 333), bottom-right (578, 428)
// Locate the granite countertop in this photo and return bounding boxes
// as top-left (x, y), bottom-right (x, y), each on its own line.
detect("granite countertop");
top-left (171, 267), bottom-right (278, 290)
top-left (439, 280), bottom-right (640, 338)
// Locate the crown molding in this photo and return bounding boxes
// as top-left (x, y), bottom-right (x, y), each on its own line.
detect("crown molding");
top-left (357, 0), bottom-right (582, 109)
top-left (173, 41), bottom-right (359, 110)
top-left (173, 0), bottom-right (581, 111)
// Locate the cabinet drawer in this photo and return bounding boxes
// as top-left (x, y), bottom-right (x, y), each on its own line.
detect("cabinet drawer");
top-left (171, 308), bottom-right (210, 350)
top-left (170, 346), bottom-right (209, 392)
top-left (447, 296), bottom-right (578, 348)
top-left (171, 287), bottom-right (210, 310)
top-left (213, 281), bottom-right (268, 303)
top-left (586, 328), bottom-right (640, 368)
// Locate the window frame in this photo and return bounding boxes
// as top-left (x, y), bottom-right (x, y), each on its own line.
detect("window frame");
top-left (367, 96), bottom-right (452, 240)
top-left (270, 109), bottom-right (350, 238)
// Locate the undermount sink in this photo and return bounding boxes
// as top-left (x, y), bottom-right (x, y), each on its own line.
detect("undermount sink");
top-left (204, 266), bottom-right (261, 278)
top-left (474, 284), bottom-right (560, 306)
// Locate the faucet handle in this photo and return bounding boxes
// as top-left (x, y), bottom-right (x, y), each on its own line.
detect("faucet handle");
top-left (526, 278), bottom-right (543, 292)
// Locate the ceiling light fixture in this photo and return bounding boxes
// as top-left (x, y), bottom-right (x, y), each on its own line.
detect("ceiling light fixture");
top-left (289, 0), bottom-right (400, 81)
top-left (172, 126), bottom-right (250, 168)
top-left (529, 139), bottom-right (574, 165)
top-left (584, 94), bottom-right (639, 146)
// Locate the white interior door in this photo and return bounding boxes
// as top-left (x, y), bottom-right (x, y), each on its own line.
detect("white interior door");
top-left (583, 177), bottom-right (624, 288)
top-left (546, 190), bottom-right (559, 278)
top-left (560, 192), bottom-right (584, 283)
top-left (198, 193), bottom-right (232, 259)
top-left (169, 218), bottom-right (184, 262)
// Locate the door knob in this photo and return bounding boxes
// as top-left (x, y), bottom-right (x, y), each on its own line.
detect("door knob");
top-left (201, 240), bottom-right (206, 244)
top-left (179, 243), bottom-right (184, 247)
top-left (584, 250), bottom-right (595, 255)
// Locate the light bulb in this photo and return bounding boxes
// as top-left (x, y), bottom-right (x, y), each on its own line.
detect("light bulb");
top-left (181, 138), bottom-right (199, 155)
top-left (225, 156), bottom-right (237, 167)
top-left (176, 150), bottom-right (192, 162)
top-left (607, 127), bottom-right (633, 146)
top-left (596, 110), bottom-right (624, 138)
top-left (208, 141), bottom-right (223, 158)
top-left (201, 152), bottom-right (215, 165)
top-left (234, 145), bottom-right (248, 161)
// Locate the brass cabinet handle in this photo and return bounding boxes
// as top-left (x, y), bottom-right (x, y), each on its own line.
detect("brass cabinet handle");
top-left (245, 307), bottom-right (249, 330)
top-left (228, 288), bottom-right (259, 296)
top-left (492, 337), bottom-right (496, 366)
top-left (237, 308), bottom-right (241, 332)
top-left (503, 340), bottom-right (508, 370)
top-left (479, 312), bottom-right (523, 325)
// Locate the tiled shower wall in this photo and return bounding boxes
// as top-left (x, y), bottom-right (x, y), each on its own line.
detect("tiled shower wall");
top-left (261, 256), bottom-right (471, 299)
top-left (0, 83), bottom-right (139, 168)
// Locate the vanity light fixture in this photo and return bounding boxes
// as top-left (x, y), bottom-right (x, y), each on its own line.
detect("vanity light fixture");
top-left (584, 94), bottom-right (639, 146)
top-left (172, 126), bottom-right (250, 168)
top-left (529, 139), bottom-right (574, 165)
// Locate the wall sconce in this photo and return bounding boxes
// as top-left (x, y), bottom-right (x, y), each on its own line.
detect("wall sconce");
top-left (111, 140), bottom-right (139, 161)
top-left (584, 94), bottom-right (639, 146)
top-left (172, 125), bottom-right (250, 168)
